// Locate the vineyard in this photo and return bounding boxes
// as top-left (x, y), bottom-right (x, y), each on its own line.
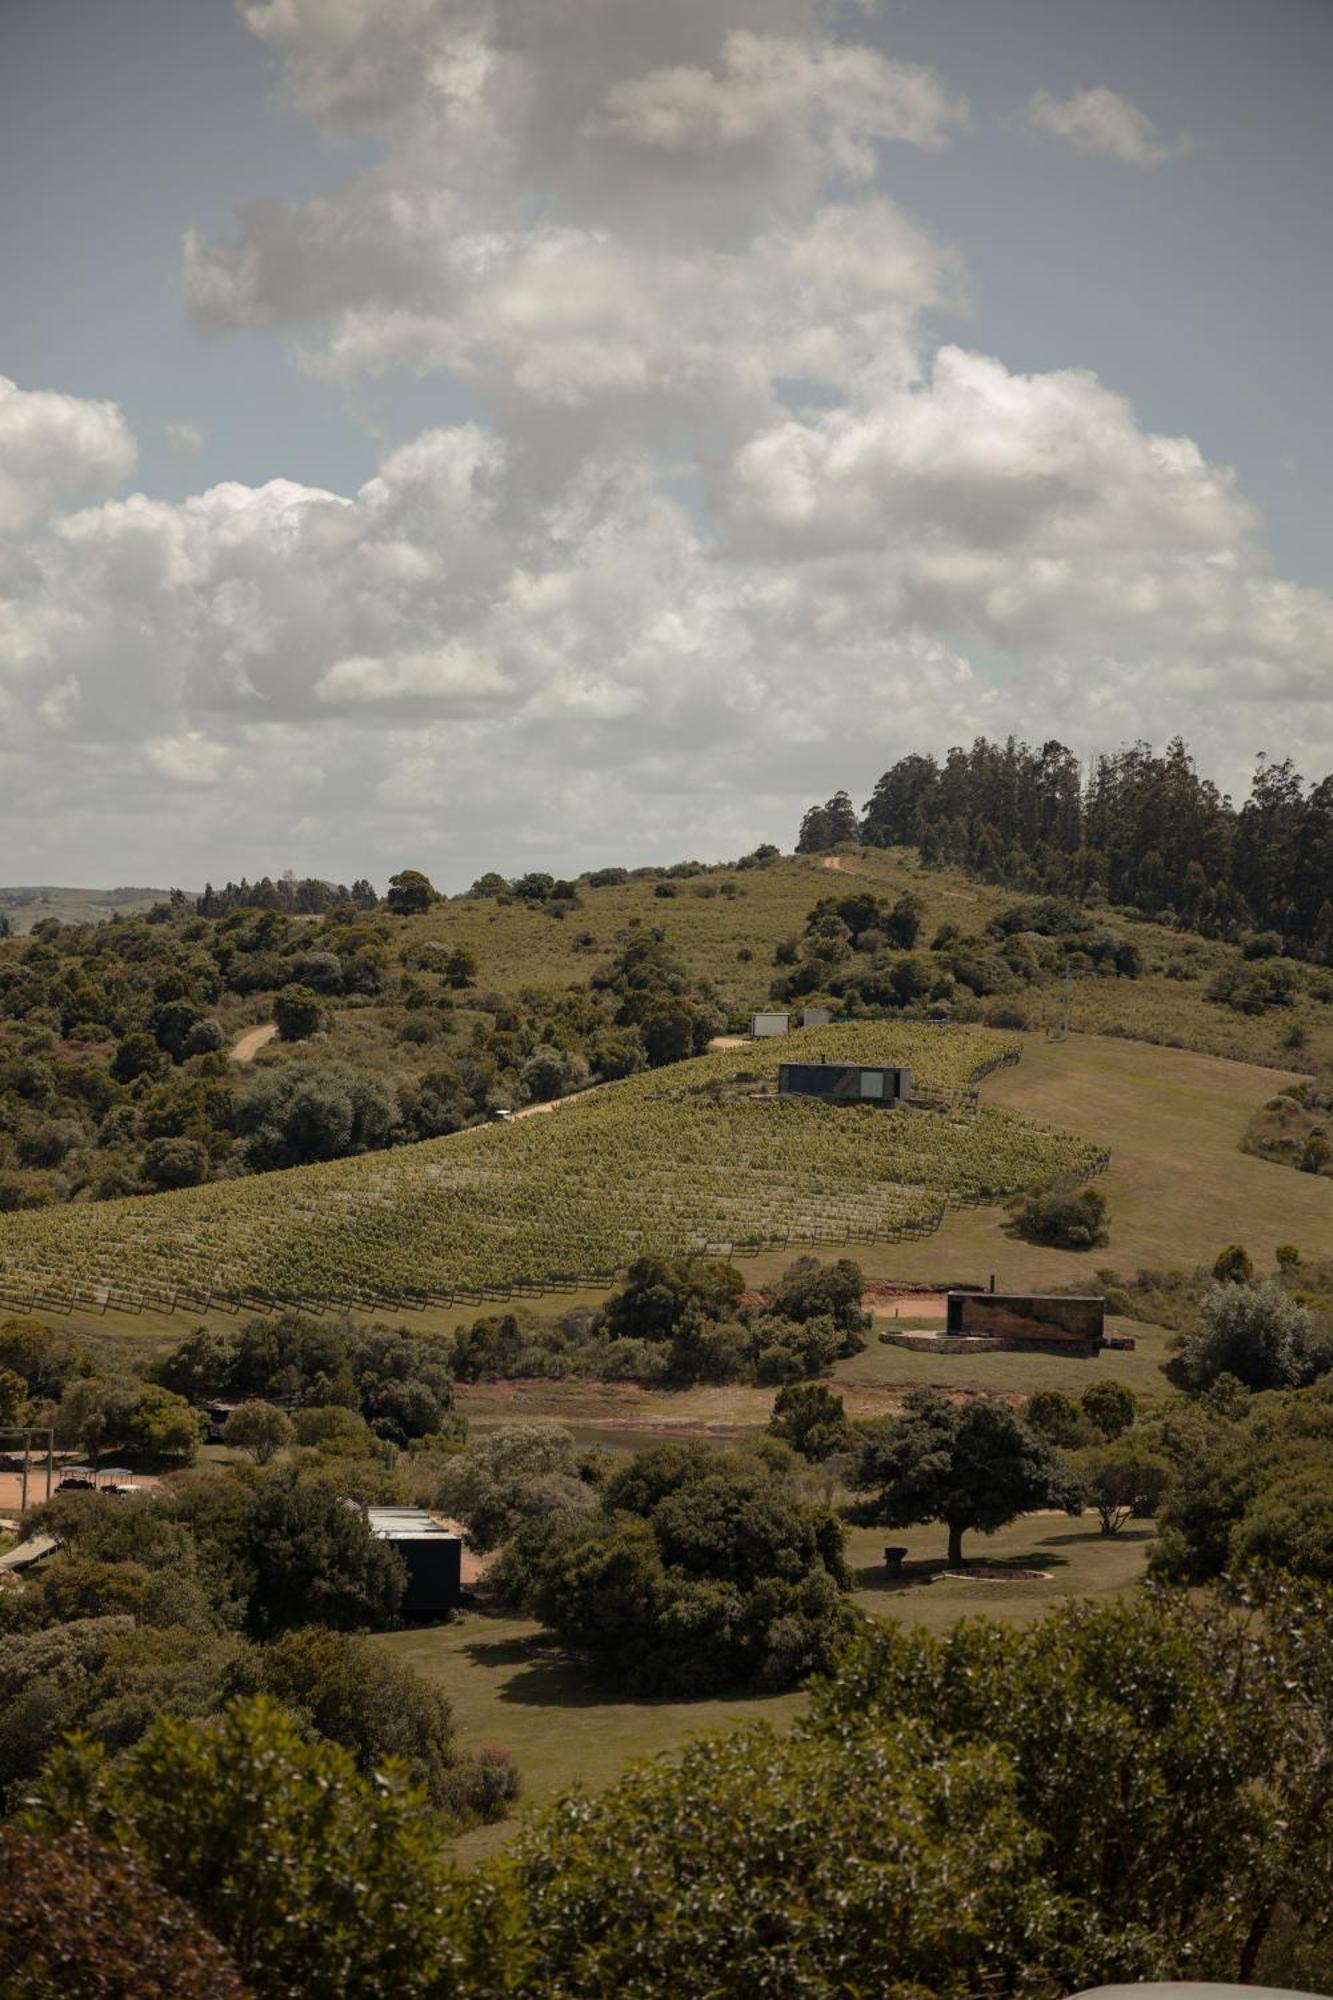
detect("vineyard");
top-left (0, 1026), bottom-right (1106, 1318)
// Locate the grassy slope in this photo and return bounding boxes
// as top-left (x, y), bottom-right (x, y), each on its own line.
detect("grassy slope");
top-left (407, 847), bottom-right (1333, 1072)
top-left (385, 1515), bottom-right (1151, 1862)
top-left (198, 847), bottom-right (1328, 1076)
top-left (0, 886), bottom-right (172, 933)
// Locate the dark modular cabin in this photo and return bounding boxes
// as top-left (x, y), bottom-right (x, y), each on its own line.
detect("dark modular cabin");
top-left (778, 1063), bottom-right (913, 1106)
top-left (366, 1507), bottom-right (463, 1618)
top-left (946, 1292), bottom-right (1105, 1354)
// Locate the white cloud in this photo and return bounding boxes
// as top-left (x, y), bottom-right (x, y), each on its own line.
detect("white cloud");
top-left (1020, 87), bottom-right (1191, 167)
top-left (166, 421), bottom-right (205, 454)
top-left (1, 2), bottom-right (1328, 886)
top-left (0, 377), bottom-right (137, 532)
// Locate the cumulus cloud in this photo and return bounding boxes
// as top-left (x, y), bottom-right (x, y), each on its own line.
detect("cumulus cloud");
top-left (2, 2), bottom-right (1328, 885)
top-left (0, 377), bottom-right (136, 532)
top-left (1020, 87), bottom-right (1191, 166)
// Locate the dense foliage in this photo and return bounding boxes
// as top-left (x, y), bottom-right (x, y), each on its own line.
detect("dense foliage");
top-left (806, 735), bottom-right (1333, 958)
top-left (13, 1580), bottom-right (1333, 1997)
top-left (489, 1440), bottom-right (854, 1696)
top-left (0, 901), bottom-right (722, 1209)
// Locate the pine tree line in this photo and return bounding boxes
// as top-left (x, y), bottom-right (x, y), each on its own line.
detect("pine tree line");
top-left (197, 874), bottom-right (379, 918)
top-left (798, 737), bottom-right (1333, 960)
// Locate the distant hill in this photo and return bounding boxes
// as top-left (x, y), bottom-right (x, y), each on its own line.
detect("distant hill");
top-left (0, 886), bottom-right (179, 933)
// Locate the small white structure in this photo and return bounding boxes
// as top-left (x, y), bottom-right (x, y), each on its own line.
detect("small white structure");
top-left (751, 1010), bottom-right (790, 1038)
top-left (801, 1007), bottom-right (832, 1028)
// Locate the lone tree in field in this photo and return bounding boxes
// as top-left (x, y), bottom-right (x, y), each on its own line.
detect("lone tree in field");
top-left (222, 1399), bottom-right (295, 1466)
top-left (385, 869), bottom-right (438, 916)
top-left (853, 1389), bottom-right (1081, 1567)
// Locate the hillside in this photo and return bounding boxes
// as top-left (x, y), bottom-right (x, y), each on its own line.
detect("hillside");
top-left (1, 843), bottom-right (1329, 1228)
top-left (0, 884), bottom-right (176, 933)
top-left (0, 1024), bottom-right (1107, 1312)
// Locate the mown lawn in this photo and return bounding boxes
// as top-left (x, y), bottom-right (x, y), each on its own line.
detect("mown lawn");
top-left (380, 1512), bottom-right (1153, 1863)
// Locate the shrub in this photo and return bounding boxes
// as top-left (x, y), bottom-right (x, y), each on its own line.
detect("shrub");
top-left (0, 1829), bottom-right (246, 1998)
top-left (1011, 1185), bottom-right (1108, 1250)
top-left (1080, 1378), bottom-right (1138, 1440)
top-left (1076, 1439), bottom-right (1171, 1535)
top-left (1214, 1244), bottom-right (1254, 1285)
top-left (1165, 1282), bottom-right (1326, 1395)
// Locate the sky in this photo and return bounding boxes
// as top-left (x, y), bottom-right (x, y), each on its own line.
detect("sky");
top-left (1, 0), bottom-right (1330, 891)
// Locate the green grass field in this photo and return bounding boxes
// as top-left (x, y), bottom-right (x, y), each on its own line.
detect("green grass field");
top-left (218, 848), bottom-right (1333, 1077)
top-left (382, 1513), bottom-right (1152, 1862)
top-left (400, 847), bottom-right (1333, 1073)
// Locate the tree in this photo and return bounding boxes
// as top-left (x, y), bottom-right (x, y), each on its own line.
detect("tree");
top-left (54, 1377), bottom-right (137, 1467)
top-left (233, 1063), bottom-right (397, 1170)
top-left (111, 1032), bottom-right (166, 1084)
top-left (435, 1422), bottom-right (595, 1554)
top-left (1025, 1387), bottom-right (1090, 1448)
top-left (1080, 1378), bottom-right (1138, 1440)
top-left (1214, 1243), bottom-right (1255, 1284)
top-left (1166, 1281), bottom-right (1326, 1394)
top-left (141, 1136), bottom-right (210, 1191)
top-left (767, 1382), bottom-right (850, 1461)
top-left (601, 1256), bottom-right (745, 1344)
top-left (385, 869), bottom-right (438, 916)
top-left (23, 1698), bottom-right (491, 1997)
top-left (854, 1389), bottom-right (1082, 1566)
top-left (444, 948), bottom-right (477, 990)
top-left (1077, 1438), bottom-right (1171, 1535)
top-left (274, 984), bottom-right (323, 1041)
top-left (795, 791), bottom-right (860, 853)
top-left (0, 1829), bottom-right (247, 1998)
top-left (156, 1326), bottom-right (239, 1403)
top-left (244, 1472), bottom-right (406, 1635)
top-left (519, 1445), bottom-right (852, 1696)
top-left (0, 1366), bottom-right (25, 1425)
top-left (129, 1384), bottom-right (204, 1463)
top-left (764, 1255), bottom-right (869, 1343)
top-left (223, 1399), bottom-right (295, 1465)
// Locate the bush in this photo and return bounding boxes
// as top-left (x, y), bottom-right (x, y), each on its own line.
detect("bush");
top-left (516, 1445), bottom-right (852, 1696)
top-left (0, 1829), bottom-right (246, 1998)
top-left (1214, 1244), bottom-right (1254, 1284)
top-left (1076, 1439), bottom-right (1171, 1535)
top-left (23, 1698), bottom-right (485, 1997)
top-left (1010, 1185), bottom-right (1108, 1250)
top-left (1165, 1281), bottom-right (1327, 1395)
top-left (1080, 1378), bottom-right (1138, 1440)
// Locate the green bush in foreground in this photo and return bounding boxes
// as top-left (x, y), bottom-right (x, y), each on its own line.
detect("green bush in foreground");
top-left (24, 1583), bottom-right (1333, 1996)
top-left (22, 1698), bottom-right (509, 2000)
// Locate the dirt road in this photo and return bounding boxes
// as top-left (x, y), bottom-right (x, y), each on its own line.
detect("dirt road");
top-left (230, 1022), bottom-right (278, 1063)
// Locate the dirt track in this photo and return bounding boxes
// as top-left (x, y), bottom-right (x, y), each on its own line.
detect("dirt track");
top-left (230, 1022), bottom-right (278, 1063)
